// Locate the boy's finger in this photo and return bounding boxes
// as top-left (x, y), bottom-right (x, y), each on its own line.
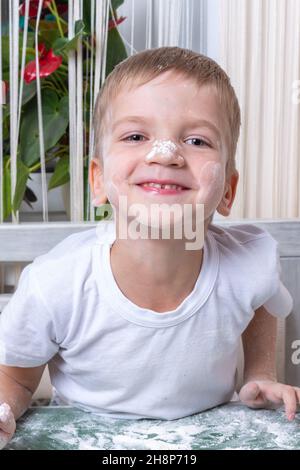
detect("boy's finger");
top-left (239, 382), bottom-right (261, 405)
top-left (282, 387), bottom-right (297, 420)
top-left (0, 404), bottom-right (15, 435)
top-left (0, 416), bottom-right (15, 435)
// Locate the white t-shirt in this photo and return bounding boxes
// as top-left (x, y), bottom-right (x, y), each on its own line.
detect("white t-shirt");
top-left (0, 222), bottom-right (293, 420)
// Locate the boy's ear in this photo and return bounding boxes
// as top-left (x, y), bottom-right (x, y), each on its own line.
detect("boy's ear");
top-left (89, 158), bottom-right (107, 205)
top-left (216, 170), bottom-right (239, 217)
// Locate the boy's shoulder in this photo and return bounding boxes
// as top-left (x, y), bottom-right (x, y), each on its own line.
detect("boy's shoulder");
top-left (33, 226), bottom-right (98, 268)
top-left (30, 222), bottom-right (115, 287)
top-left (208, 222), bottom-right (277, 249)
top-left (29, 227), bottom-right (101, 291)
top-left (208, 223), bottom-right (280, 309)
top-left (207, 222), bottom-right (279, 279)
top-left (24, 226), bottom-right (103, 314)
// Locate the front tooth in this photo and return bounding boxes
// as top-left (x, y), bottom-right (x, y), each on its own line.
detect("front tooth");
top-left (142, 183), bottom-right (161, 188)
top-left (142, 183), bottom-right (183, 190)
top-left (164, 184), bottom-right (182, 190)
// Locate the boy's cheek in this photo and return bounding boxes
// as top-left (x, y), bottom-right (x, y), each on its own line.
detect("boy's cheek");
top-left (102, 167), bottom-right (123, 208)
top-left (194, 161), bottom-right (226, 219)
top-left (101, 156), bottom-right (135, 209)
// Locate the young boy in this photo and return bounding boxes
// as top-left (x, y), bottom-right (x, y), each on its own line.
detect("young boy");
top-left (0, 47), bottom-right (299, 448)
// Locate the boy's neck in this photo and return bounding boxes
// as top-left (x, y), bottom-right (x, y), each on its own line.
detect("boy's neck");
top-left (109, 218), bottom-right (210, 313)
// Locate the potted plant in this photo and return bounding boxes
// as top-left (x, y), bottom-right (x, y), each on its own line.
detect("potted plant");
top-left (1, 0), bottom-right (127, 221)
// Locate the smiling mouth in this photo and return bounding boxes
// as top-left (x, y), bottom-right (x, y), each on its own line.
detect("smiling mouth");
top-left (136, 183), bottom-right (190, 194)
top-left (137, 182), bottom-right (189, 191)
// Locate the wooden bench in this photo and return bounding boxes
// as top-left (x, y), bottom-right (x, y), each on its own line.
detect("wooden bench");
top-left (0, 219), bottom-right (299, 397)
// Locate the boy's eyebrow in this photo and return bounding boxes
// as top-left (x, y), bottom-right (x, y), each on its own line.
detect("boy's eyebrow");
top-left (112, 116), bottom-right (221, 138)
top-left (112, 116), bottom-right (151, 131)
top-left (184, 119), bottom-right (221, 139)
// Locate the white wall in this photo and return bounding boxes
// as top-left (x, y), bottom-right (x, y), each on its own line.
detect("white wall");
top-left (118, 0), bottom-right (220, 60)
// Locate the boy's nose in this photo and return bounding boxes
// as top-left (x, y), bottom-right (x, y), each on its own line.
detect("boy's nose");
top-left (145, 139), bottom-right (185, 167)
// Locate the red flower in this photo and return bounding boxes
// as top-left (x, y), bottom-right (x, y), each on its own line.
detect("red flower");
top-left (20, 1), bottom-right (67, 18)
top-left (108, 16), bottom-right (126, 31)
top-left (56, 4), bottom-right (68, 15)
top-left (19, 0), bottom-right (52, 18)
top-left (24, 44), bottom-right (63, 84)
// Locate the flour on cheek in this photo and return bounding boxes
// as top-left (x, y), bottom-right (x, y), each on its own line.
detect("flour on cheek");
top-left (195, 161), bottom-right (225, 219)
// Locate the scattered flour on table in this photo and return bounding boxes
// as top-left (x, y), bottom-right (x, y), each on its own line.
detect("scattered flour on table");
top-left (6, 404), bottom-right (300, 450)
top-left (111, 422), bottom-right (203, 450)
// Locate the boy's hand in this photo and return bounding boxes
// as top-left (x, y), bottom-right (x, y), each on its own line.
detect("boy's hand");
top-left (239, 380), bottom-right (300, 421)
top-left (0, 403), bottom-right (16, 449)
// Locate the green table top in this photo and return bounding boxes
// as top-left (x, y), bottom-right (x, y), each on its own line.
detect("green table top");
top-left (5, 403), bottom-right (300, 450)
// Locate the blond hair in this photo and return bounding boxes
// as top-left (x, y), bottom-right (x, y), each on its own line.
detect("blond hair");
top-left (93, 46), bottom-right (241, 176)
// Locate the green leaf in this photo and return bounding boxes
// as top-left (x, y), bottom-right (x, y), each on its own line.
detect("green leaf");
top-left (106, 27), bottom-right (128, 77)
top-left (52, 37), bottom-right (72, 54)
top-left (53, 20), bottom-right (88, 54)
top-left (111, 0), bottom-right (125, 10)
top-left (2, 107), bottom-right (10, 141)
top-left (1, 157), bottom-right (30, 219)
top-left (1, 33), bottom-right (35, 73)
top-left (75, 19), bottom-right (88, 36)
top-left (22, 81), bottom-right (37, 106)
top-left (29, 19), bottom-right (66, 48)
top-left (0, 93), bottom-right (35, 128)
top-left (2, 157), bottom-right (12, 221)
top-left (20, 90), bottom-right (69, 167)
top-left (48, 155), bottom-right (70, 190)
top-left (82, 0), bottom-right (92, 34)
top-left (12, 159), bottom-right (31, 215)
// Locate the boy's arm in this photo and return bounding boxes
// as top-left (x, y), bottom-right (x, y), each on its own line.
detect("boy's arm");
top-left (0, 364), bottom-right (45, 447)
top-left (239, 305), bottom-right (300, 420)
top-left (0, 364), bottom-right (45, 418)
top-left (242, 305), bottom-right (277, 383)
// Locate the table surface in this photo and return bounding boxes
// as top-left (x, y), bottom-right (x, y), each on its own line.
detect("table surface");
top-left (5, 403), bottom-right (300, 450)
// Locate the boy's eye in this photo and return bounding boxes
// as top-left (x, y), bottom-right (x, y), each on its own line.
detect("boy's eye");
top-left (122, 135), bottom-right (211, 147)
top-left (123, 134), bottom-right (146, 142)
top-left (185, 137), bottom-right (211, 147)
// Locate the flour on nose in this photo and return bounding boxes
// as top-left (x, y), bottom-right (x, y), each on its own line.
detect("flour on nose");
top-left (145, 140), bottom-right (184, 164)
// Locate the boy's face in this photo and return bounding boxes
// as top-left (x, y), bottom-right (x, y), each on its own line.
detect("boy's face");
top-left (90, 70), bottom-right (238, 222)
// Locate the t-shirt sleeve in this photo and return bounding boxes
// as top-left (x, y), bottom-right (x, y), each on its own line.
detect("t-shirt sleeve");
top-left (261, 238), bottom-right (293, 318)
top-left (263, 280), bottom-right (293, 318)
top-left (0, 263), bottom-right (59, 367)
top-left (220, 223), bottom-right (294, 319)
